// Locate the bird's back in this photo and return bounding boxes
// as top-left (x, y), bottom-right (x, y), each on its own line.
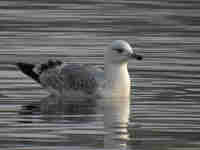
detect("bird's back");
top-left (17, 60), bottom-right (104, 98)
top-left (47, 64), bottom-right (100, 94)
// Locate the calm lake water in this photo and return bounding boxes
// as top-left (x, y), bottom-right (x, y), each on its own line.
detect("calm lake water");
top-left (0, 0), bottom-right (200, 149)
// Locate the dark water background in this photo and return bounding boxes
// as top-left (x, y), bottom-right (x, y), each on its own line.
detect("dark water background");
top-left (0, 0), bottom-right (200, 149)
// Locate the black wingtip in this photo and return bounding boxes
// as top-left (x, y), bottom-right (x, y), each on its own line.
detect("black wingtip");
top-left (16, 62), bottom-right (40, 83)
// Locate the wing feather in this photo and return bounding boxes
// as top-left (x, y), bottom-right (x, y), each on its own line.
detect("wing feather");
top-left (39, 64), bottom-right (104, 95)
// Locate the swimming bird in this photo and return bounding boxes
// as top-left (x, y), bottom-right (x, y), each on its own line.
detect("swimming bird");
top-left (16, 40), bottom-right (142, 100)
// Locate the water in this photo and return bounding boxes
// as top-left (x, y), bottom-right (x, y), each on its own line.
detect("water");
top-left (0, 0), bottom-right (200, 149)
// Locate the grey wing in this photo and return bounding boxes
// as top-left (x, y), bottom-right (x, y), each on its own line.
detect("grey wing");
top-left (39, 64), bottom-right (104, 95)
top-left (59, 64), bottom-right (104, 94)
top-left (39, 67), bottom-right (64, 94)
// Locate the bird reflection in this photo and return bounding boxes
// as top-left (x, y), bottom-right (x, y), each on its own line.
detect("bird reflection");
top-left (98, 97), bottom-right (130, 149)
top-left (19, 95), bottom-right (97, 115)
top-left (19, 95), bottom-right (131, 149)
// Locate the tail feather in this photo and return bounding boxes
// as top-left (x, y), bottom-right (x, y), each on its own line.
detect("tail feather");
top-left (16, 60), bottom-right (62, 83)
top-left (16, 62), bottom-right (40, 83)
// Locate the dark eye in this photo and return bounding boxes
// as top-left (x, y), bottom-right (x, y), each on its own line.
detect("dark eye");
top-left (115, 49), bottom-right (123, 53)
top-left (130, 44), bottom-right (136, 48)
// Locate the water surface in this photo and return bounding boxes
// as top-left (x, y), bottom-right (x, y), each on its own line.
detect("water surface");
top-left (0, 0), bottom-right (200, 149)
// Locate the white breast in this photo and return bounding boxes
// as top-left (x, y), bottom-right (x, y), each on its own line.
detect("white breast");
top-left (102, 63), bottom-right (131, 99)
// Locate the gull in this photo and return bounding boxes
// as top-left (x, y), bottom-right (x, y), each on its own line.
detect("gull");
top-left (16, 40), bottom-right (142, 100)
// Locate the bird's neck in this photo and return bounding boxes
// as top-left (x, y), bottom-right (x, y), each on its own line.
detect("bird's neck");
top-left (104, 63), bottom-right (130, 97)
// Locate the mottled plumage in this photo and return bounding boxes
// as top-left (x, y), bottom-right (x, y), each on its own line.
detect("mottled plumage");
top-left (40, 63), bottom-right (104, 95)
top-left (17, 40), bottom-right (142, 100)
top-left (17, 60), bottom-right (104, 97)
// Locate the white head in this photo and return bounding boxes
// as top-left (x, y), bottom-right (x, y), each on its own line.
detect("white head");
top-left (105, 40), bottom-right (142, 65)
